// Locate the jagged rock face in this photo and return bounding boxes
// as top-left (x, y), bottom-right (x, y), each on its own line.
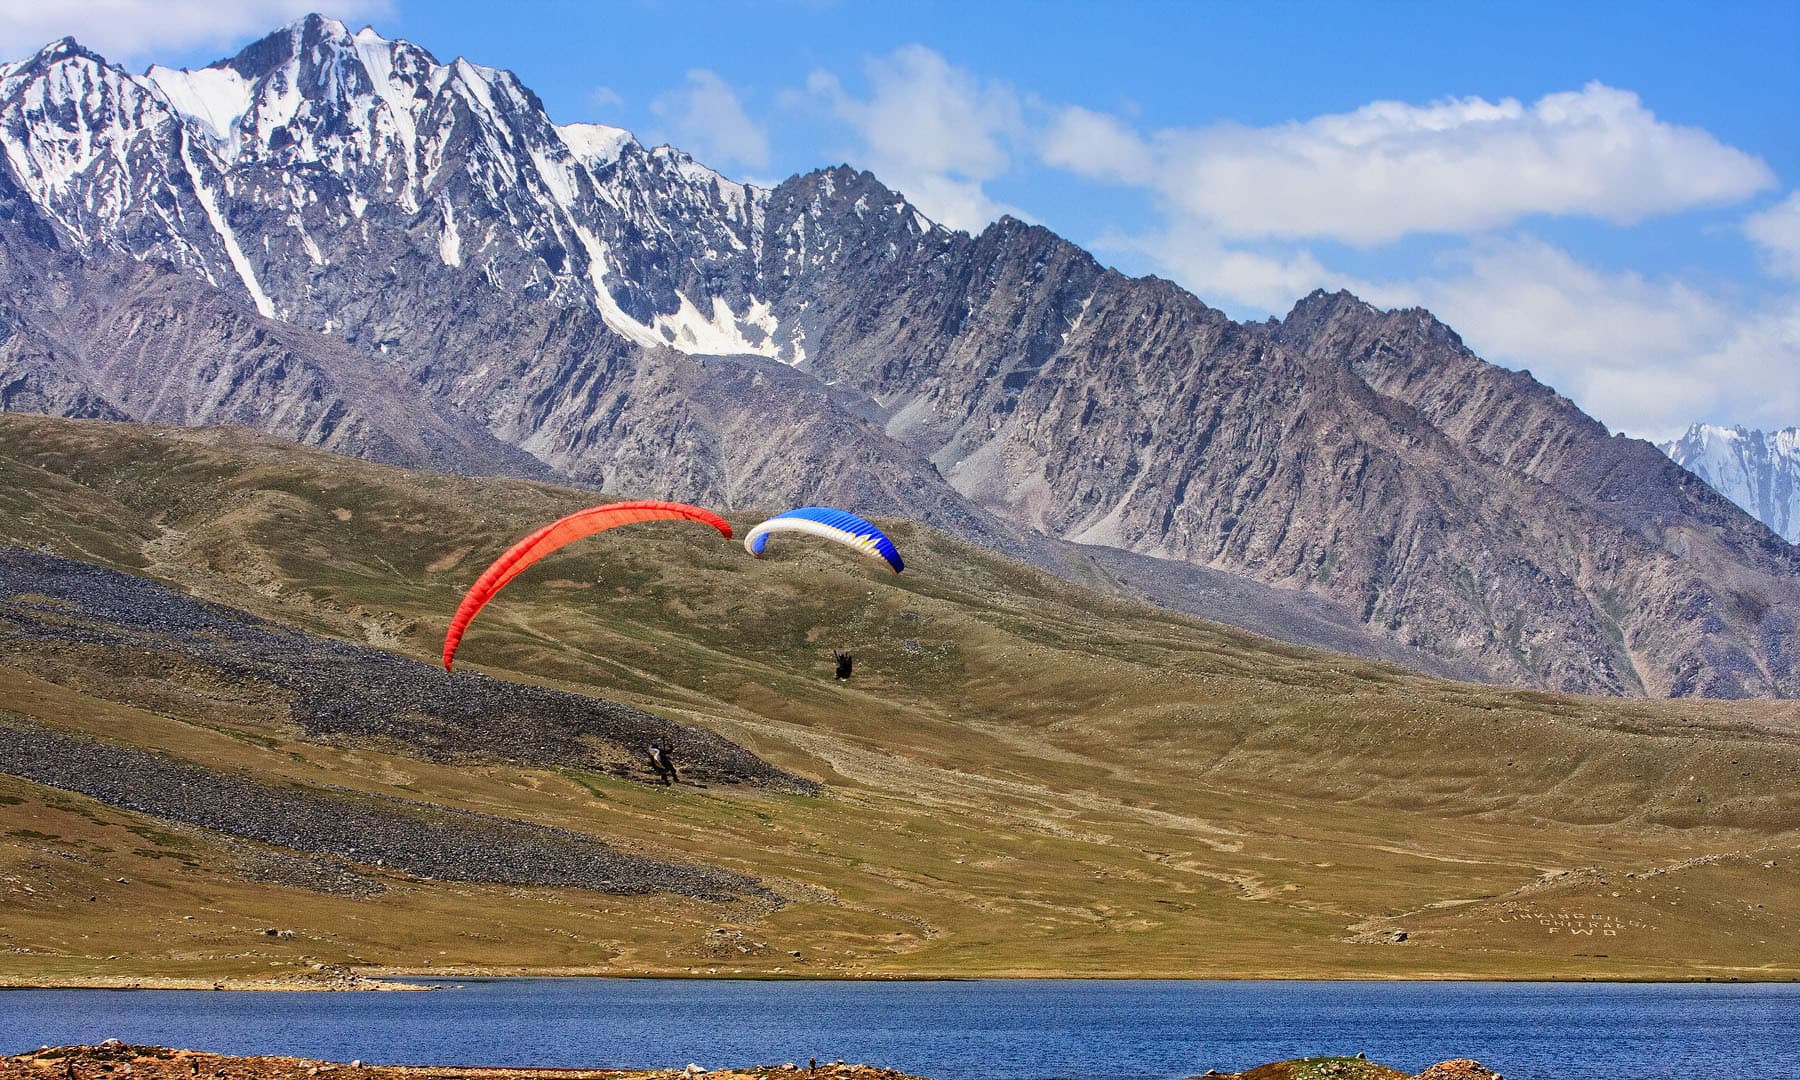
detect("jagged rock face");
top-left (0, 221), bottom-right (550, 477)
top-left (1664, 425), bottom-right (1800, 544)
top-left (1272, 294), bottom-right (1800, 698)
top-left (0, 15), bottom-right (1795, 698)
top-left (1276, 294), bottom-right (1791, 554)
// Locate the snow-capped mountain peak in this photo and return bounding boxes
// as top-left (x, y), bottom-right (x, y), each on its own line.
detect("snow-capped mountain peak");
top-left (1662, 423), bottom-right (1800, 543)
top-left (146, 14), bottom-right (470, 206)
top-left (0, 14), bottom-right (832, 359)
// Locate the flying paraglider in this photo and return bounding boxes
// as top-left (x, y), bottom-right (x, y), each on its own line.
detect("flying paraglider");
top-left (742, 506), bottom-right (904, 573)
top-left (442, 500), bottom-right (732, 671)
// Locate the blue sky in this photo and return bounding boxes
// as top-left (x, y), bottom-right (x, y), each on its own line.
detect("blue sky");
top-left (5, 0), bottom-right (1797, 439)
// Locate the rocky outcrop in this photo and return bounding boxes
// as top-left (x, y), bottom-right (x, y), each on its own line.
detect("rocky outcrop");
top-left (1266, 292), bottom-right (1800, 697)
top-left (0, 236), bottom-right (552, 478)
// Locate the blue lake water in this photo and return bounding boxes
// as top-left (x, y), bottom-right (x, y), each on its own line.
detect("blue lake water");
top-left (3, 979), bottom-right (1798, 1080)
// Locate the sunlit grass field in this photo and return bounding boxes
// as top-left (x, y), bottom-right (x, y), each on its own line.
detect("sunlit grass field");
top-left (3, 415), bottom-right (1797, 984)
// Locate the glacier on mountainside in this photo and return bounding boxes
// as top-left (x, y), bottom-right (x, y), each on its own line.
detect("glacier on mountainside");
top-left (1662, 424), bottom-right (1800, 543)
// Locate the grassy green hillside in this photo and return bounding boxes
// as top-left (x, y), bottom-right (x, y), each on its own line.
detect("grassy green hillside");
top-left (2, 415), bottom-right (1798, 984)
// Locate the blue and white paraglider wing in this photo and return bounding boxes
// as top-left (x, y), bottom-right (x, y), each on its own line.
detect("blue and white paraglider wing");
top-left (743, 507), bottom-right (904, 573)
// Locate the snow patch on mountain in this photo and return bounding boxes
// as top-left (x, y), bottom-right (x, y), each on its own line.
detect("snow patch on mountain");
top-left (559, 122), bottom-right (634, 167)
top-left (176, 129), bottom-right (274, 317)
top-left (0, 44), bottom-right (158, 237)
top-left (568, 220), bottom-right (665, 350)
top-left (652, 293), bottom-right (784, 358)
top-left (146, 65), bottom-right (251, 147)
top-left (436, 199), bottom-right (461, 266)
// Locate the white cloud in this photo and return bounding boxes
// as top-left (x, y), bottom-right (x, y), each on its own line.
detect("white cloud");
top-left (0, 1), bottom-right (391, 65)
top-left (1364, 239), bottom-right (1798, 439)
top-left (1746, 192), bottom-right (1800, 280)
top-left (1383, 240), bottom-right (1728, 370)
top-left (649, 69), bottom-right (770, 171)
top-left (800, 45), bottom-right (1024, 232)
top-left (1094, 225), bottom-right (1341, 315)
top-left (587, 86), bottom-right (624, 113)
top-left (1040, 105), bottom-right (1152, 185)
top-left (1046, 83), bottom-right (1774, 246)
top-left (1573, 308), bottom-right (1800, 441)
top-left (1686, 306), bottom-right (1800, 430)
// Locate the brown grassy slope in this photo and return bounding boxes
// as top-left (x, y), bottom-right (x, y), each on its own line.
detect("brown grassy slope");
top-left (2, 414), bottom-right (1798, 982)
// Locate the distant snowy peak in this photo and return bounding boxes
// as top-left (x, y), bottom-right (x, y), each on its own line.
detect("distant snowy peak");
top-left (1663, 424), bottom-right (1800, 543)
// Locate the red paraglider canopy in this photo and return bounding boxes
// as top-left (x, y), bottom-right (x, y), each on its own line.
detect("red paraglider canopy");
top-left (443, 500), bottom-right (732, 671)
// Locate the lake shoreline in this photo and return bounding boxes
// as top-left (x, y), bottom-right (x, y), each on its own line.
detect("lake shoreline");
top-left (0, 1043), bottom-right (1505, 1080)
top-left (4, 968), bottom-right (1796, 992)
top-left (0, 973), bottom-right (434, 993)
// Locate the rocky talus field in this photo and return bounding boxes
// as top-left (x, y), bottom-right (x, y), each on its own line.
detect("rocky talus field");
top-left (1, 415), bottom-right (1798, 986)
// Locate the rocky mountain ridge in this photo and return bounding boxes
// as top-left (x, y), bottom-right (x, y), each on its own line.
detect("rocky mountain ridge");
top-left (1, 15), bottom-right (1796, 697)
top-left (1663, 424), bottom-right (1800, 544)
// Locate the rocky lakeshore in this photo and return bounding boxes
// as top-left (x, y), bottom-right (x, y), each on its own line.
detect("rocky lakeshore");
top-left (0, 1045), bottom-right (1507, 1080)
top-left (0, 971), bottom-right (431, 992)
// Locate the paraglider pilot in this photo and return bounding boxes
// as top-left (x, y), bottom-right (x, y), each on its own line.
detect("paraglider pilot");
top-left (834, 650), bottom-right (853, 680)
top-left (648, 743), bottom-right (679, 785)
